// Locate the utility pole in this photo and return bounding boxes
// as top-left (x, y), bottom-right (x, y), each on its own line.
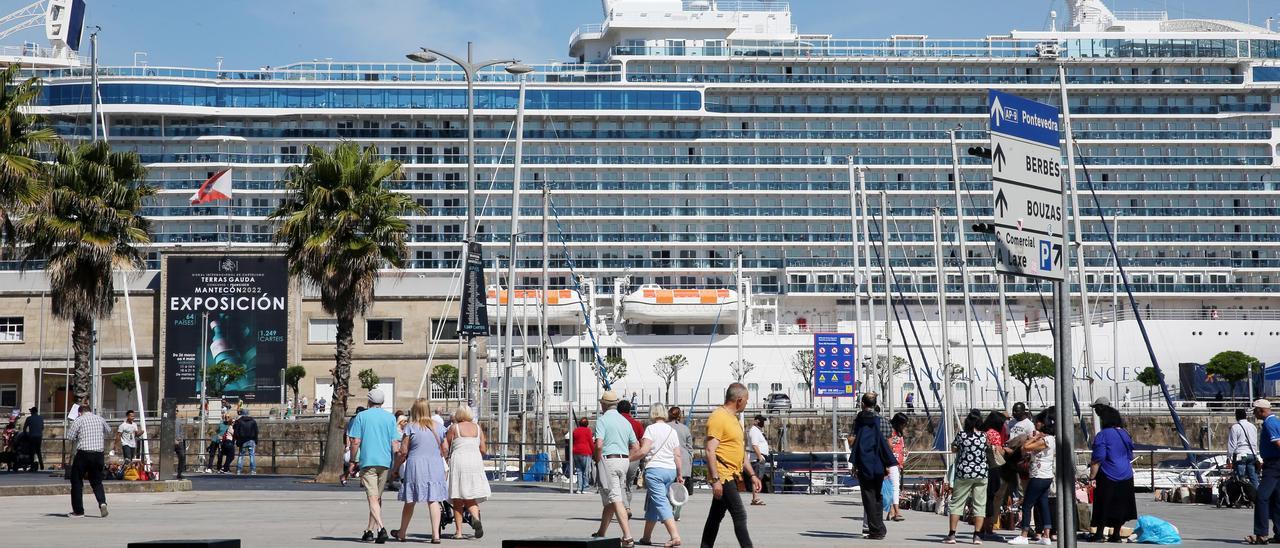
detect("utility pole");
top-left (998, 275), bottom-right (1011, 414)
top-left (1055, 63), bottom-right (1081, 548)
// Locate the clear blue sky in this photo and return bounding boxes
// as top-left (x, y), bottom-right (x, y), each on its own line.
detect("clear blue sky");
top-left (7, 0), bottom-right (1280, 68)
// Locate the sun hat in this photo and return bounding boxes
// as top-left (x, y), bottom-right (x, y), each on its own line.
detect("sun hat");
top-left (668, 482), bottom-right (689, 507)
top-left (600, 390), bottom-right (621, 405)
top-left (1255, 399), bottom-right (1272, 410)
top-left (1090, 396), bottom-right (1112, 408)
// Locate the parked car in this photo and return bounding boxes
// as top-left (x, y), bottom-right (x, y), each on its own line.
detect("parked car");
top-left (764, 392), bottom-right (792, 412)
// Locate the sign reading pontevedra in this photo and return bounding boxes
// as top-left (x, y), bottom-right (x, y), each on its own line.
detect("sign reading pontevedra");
top-left (163, 255), bottom-right (288, 403)
top-left (459, 242), bottom-right (489, 336)
top-left (813, 333), bottom-right (856, 397)
top-left (988, 90), bottom-right (1065, 281)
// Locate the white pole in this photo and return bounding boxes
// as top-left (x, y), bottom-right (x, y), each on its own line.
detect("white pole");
top-left (879, 191), bottom-right (893, 413)
top-left (999, 275), bottom-right (1011, 413)
top-left (736, 251), bottom-right (744, 376)
top-left (860, 172), bottom-right (878, 403)
top-left (540, 177), bottom-right (550, 447)
top-left (503, 74), bottom-right (528, 460)
top-left (200, 311), bottom-right (208, 467)
top-left (119, 271), bottom-right (151, 466)
top-left (949, 128), bottom-right (976, 410)
top-left (933, 208), bottom-right (953, 471)
top-left (847, 161), bottom-right (866, 397)
top-left (1112, 215), bottom-right (1120, 403)
top-left (1059, 62), bottom-right (1096, 411)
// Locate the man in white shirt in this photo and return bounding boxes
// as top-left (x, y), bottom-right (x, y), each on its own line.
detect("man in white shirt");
top-left (1229, 407), bottom-right (1261, 488)
top-left (115, 410), bottom-right (140, 462)
top-left (747, 414), bottom-right (771, 505)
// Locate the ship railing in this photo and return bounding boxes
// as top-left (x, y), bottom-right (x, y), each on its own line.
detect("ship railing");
top-left (569, 24), bottom-right (605, 47)
top-left (681, 0), bottom-right (791, 12)
top-left (1114, 10), bottom-right (1169, 21)
top-left (0, 43), bottom-right (77, 62)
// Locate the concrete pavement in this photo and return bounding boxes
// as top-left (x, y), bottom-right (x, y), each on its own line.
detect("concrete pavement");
top-left (0, 476), bottom-right (1255, 547)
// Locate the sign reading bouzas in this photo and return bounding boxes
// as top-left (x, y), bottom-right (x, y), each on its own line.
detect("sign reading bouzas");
top-left (162, 254), bottom-right (288, 403)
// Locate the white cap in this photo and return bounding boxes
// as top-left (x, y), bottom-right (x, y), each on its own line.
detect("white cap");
top-left (367, 389), bottom-right (386, 405)
top-left (1255, 399), bottom-right (1272, 410)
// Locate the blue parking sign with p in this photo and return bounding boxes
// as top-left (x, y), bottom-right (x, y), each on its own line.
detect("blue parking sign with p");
top-left (1039, 240), bottom-right (1052, 271)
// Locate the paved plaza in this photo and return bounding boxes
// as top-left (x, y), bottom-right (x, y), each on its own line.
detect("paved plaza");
top-left (0, 475), bottom-right (1253, 547)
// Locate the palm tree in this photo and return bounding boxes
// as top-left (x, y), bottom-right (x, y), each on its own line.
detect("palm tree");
top-left (19, 141), bottom-right (152, 405)
top-left (271, 142), bottom-right (419, 482)
top-left (0, 64), bottom-right (58, 242)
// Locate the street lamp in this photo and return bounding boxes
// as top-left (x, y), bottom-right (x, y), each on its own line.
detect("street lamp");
top-left (405, 43), bottom-right (528, 416)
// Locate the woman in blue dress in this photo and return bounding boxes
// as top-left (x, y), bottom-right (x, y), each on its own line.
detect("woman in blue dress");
top-left (391, 398), bottom-right (448, 543)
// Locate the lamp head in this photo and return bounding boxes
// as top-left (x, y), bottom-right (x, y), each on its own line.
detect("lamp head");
top-left (406, 50), bottom-right (437, 64)
top-left (504, 63), bottom-right (534, 75)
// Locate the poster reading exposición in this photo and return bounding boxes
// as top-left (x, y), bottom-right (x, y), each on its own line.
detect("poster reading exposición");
top-left (163, 255), bottom-right (288, 403)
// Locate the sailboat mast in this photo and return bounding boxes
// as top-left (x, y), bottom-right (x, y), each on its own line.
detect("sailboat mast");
top-left (948, 127), bottom-right (976, 409)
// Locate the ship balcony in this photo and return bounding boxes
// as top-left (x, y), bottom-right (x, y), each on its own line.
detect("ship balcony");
top-left (569, 24), bottom-right (606, 49)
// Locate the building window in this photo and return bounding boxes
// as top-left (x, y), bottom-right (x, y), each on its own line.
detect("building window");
top-left (0, 317), bottom-right (23, 342)
top-left (430, 319), bottom-right (459, 341)
top-left (0, 384), bottom-right (15, 407)
top-left (770, 383), bottom-right (783, 393)
top-left (606, 347), bottom-right (622, 360)
top-left (309, 319), bottom-right (337, 343)
top-left (553, 348), bottom-right (569, 363)
top-left (578, 348), bottom-right (595, 363)
top-left (366, 319), bottom-right (403, 342)
top-left (553, 380), bottom-right (564, 397)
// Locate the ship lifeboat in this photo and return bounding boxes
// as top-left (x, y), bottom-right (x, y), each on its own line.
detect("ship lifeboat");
top-left (486, 287), bottom-right (584, 324)
top-left (621, 285), bottom-right (739, 324)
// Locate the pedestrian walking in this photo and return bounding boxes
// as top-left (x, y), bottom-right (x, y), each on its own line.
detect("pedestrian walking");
top-left (572, 416), bottom-right (595, 493)
top-left (21, 406), bottom-right (44, 471)
top-left (1088, 399), bottom-right (1137, 543)
top-left (115, 409), bottom-right (140, 462)
top-left (443, 405), bottom-right (491, 540)
top-left (234, 409), bottom-right (258, 475)
top-left (746, 415), bottom-right (770, 505)
top-left (850, 392), bottom-right (896, 541)
top-left (636, 403), bottom-right (684, 547)
top-left (980, 411), bottom-right (1008, 539)
top-left (668, 406), bottom-right (694, 521)
top-left (347, 389), bottom-right (401, 544)
top-left (1248, 399), bottom-right (1280, 545)
top-left (66, 402), bottom-right (111, 518)
top-left (1008, 408), bottom-right (1055, 545)
top-left (701, 383), bottom-right (759, 548)
top-left (591, 391), bottom-right (639, 547)
top-left (173, 416), bottom-right (186, 480)
top-left (618, 399), bottom-right (645, 516)
top-left (341, 406), bottom-right (366, 486)
top-left (391, 398), bottom-right (447, 544)
top-left (944, 411), bottom-right (990, 545)
top-left (885, 413), bottom-right (908, 523)
top-left (1230, 408), bottom-right (1261, 488)
top-left (301, 395), bottom-right (309, 414)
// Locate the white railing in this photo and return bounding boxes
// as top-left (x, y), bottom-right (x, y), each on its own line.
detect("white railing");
top-left (682, 0), bottom-right (790, 12)
top-left (568, 24), bottom-right (605, 47)
top-left (1115, 10), bottom-right (1169, 21)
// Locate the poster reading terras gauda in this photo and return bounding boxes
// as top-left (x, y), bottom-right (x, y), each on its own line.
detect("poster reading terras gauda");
top-left (163, 255), bottom-right (288, 403)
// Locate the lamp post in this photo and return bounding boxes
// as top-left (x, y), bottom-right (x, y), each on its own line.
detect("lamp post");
top-left (407, 43), bottom-right (526, 416)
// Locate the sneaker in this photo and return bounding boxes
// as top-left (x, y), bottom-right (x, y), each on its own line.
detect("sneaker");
top-left (67, 512), bottom-right (85, 518)
top-left (1008, 537), bottom-right (1029, 545)
top-left (251, 471), bottom-right (257, 475)
top-left (375, 528), bottom-right (389, 544)
top-left (361, 530), bottom-right (374, 542)
top-left (944, 535), bottom-right (957, 544)
top-left (99, 503), bottom-right (109, 518)
top-left (1037, 538), bottom-right (1051, 546)
top-left (204, 468), bottom-right (212, 473)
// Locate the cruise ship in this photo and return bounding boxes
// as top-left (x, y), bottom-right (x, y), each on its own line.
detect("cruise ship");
top-left (9, 0), bottom-right (1280, 413)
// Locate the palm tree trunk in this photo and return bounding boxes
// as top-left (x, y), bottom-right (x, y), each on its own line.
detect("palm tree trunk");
top-left (70, 314), bottom-right (93, 406)
top-left (316, 314), bottom-right (355, 483)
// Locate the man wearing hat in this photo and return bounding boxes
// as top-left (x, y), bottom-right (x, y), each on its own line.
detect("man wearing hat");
top-left (347, 388), bottom-right (401, 544)
top-left (592, 390), bottom-right (640, 546)
top-left (1249, 399), bottom-right (1280, 544)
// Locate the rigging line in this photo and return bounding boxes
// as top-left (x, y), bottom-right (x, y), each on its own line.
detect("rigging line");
top-left (688, 303), bottom-right (726, 422)
top-left (1075, 142), bottom-right (1196, 454)
top-left (888, 216), bottom-right (945, 366)
top-left (870, 210), bottom-right (944, 413)
top-left (958, 178), bottom-right (1032, 353)
top-left (939, 212), bottom-right (1006, 400)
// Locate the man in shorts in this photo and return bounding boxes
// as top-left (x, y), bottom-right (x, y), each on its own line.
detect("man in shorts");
top-left (592, 390), bottom-right (640, 547)
top-left (347, 389), bottom-right (400, 544)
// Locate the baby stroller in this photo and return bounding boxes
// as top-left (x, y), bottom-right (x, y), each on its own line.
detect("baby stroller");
top-left (1218, 475), bottom-right (1256, 508)
top-left (439, 500), bottom-right (474, 532)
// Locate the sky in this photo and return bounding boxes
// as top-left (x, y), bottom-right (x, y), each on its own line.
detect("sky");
top-left (6, 0), bottom-right (1280, 68)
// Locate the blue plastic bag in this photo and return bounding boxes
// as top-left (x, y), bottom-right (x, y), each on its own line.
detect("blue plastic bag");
top-left (880, 475), bottom-right (894, 505)
top-left (1133, 515), bottom-right (1181, 545)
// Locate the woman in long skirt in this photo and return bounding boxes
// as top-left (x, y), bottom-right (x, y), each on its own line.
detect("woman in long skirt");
top-left (391, 399), bottom-right (448, 543)
top-left (1089, 402), bottom-right (1138, 542)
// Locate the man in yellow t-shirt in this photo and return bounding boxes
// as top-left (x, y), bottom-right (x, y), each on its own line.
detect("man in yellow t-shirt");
top-left (702, 382), bottom-right (759, 547)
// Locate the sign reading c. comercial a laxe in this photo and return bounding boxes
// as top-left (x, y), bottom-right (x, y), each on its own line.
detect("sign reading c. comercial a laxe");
top-left (988, 90), bottom-right (1065, 281)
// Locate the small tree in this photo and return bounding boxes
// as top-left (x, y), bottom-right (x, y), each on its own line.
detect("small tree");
top-left (1008, 352), bottom-right (1055, 401)
top-left (358, 368), bottom-right (380, 392)
top-left (791, 350), bottom-right (815, 407)
top-left (601, 355), bottom-right (628, 386)
top-left (206, 361), bottom-right (247, 398)
top-left (652, 354), bottom-right (688, 403)
top-left (1206, 350), bottom-right (1261, 399)
top-left (285, 365), bottom-right (307, 408)
top-left (872, 355), bottom-right (910, 396)
top-left (730, 359), bottom-right (756, 383)
top-left (110, 370), bottom-right (136, 393)
top-left (1137, 366), bottom-right (1161, 402)
top-left (431, 363), bottom-right (460, 402)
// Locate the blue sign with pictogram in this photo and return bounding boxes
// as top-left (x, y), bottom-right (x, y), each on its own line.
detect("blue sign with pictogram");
top-left (813, 333), bottom-right (856, 398)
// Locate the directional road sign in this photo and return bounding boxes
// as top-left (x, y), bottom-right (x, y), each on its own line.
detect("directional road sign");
top-left (813, 333), bottom-right (856, 397)
top-left (988, 90), bottom-right (1065, 281)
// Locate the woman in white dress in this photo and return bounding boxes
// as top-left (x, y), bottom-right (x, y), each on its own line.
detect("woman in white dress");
top-left (442, 406), bottom-right (491, 540)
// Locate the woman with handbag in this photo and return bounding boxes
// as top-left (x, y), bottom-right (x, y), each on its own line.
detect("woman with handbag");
top-left (635, 403), bottom-right (683, 547)
top-left (1008, 408), bottom-right (1055, 545)
top-left (980, 412), bottom-right (1008, 539)
top-left (390, 398), bottom-right (448, 544)
top-left (885, 413), bottom-right (909, 522)
top-left (945, 412), bottom-right (990, 545)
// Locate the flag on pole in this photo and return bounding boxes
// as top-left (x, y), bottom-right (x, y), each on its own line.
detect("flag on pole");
top-left (190, 168), bottom-right (233, 204)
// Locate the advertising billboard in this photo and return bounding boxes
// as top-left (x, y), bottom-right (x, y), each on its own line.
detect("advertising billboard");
top-left (163, 255), bottom-right (288, 403)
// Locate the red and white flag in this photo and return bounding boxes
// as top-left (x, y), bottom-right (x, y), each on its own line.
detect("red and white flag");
top-left (190, 168), bottom-right (233, 204)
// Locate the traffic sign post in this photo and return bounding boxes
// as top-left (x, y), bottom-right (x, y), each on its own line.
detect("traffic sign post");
top-left (813, 333), bottom-right (856, 397)
top-left (988, 90), bottom-right (1065, 281)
